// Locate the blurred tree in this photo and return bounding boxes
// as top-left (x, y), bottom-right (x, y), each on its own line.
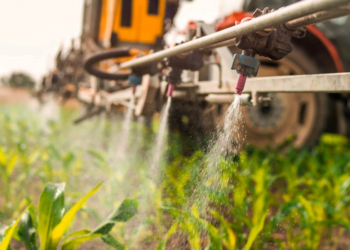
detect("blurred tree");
top-left (1, 72), bottom-right (36, 89)
top-left (0, 76), bottom-right (8, 86)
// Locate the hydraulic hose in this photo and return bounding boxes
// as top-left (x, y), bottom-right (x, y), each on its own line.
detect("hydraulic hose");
top-left (83, 47), bottom-right (134, 80)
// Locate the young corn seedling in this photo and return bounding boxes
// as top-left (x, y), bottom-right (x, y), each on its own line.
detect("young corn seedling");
top-left (0, 182), bottom-right (139, 250)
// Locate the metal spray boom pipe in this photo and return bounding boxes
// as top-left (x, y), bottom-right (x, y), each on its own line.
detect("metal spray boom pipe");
top-left (285, 3), bottom-right (350, 30)
top-left (205, 3), bottom-right (350, 51)
top-left (119, 0), bottom-right (349, 70)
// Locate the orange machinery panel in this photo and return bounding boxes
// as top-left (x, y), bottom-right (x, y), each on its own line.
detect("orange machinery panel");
top-left (101, 0), bottom-right (166, 45)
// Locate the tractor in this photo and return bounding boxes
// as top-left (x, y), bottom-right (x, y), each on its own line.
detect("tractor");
top-left (43, 0), bottom-right (350, 152)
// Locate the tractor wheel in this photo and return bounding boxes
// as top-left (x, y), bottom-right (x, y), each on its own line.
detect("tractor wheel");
top-left (168, 47), bottom-right (330, 152)
top-left (241, 47), bottom-right (329, 148)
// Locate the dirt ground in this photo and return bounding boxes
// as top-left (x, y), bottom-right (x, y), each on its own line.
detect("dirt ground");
top-left (0, 87), bottom-right (82, 109)
top-left (0, 87), bottom-right (32, 104)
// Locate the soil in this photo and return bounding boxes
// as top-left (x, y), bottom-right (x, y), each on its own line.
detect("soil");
top-left (0, 87), bottom-right (32, 104)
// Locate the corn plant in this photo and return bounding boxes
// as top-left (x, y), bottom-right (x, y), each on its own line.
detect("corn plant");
top-left (0, 182), bottom-right (139, 250)
top-left (156, 134), bottom-right (350, 250)
top-left (2, 103), bottom-right (350, 249)
top-left (0, 107), bottom-right (87, 222)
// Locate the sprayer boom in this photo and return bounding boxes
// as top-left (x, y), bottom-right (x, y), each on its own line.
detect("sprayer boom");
top-left (78, 0), bottom-right (350, 116)
top-left (119, 0), bottom-right (349, 70)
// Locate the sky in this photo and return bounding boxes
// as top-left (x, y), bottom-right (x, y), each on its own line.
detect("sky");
top-left (175, 0), bottom-right (243, 29)
top-left (0, 0), bottom-right (84, 81)
top-left (0, 0), bottom-right (243, 82)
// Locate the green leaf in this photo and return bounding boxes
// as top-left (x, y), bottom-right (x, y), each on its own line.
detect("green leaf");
top-left (243, 210), bottom-right (268, 250)
top-left (28, 206), bottom-right (38, 232)
top-left (87, 150), bottom-right (106, 163)
top-left (6, 155), bottom-right (17, 176)
top-left (28, 151), bottom-right (40, 165)
top-left (38, 183), bottom-right (65, 250)
top-left (50, 183), bottom-right (102, 249)
top-left (162, 207), bottom-right (222, 249)
top-left (61, 234), bottom-right (101, 250)
top-left (48, 145), bottom-right (61, 160)
top-left (91, 199), bottom-right (139, 235)
top-left (0, 226), bottom-right (11, 250)
top-left (155, 222), bottom-right (178, 250)
top-left (18, 211), bottom-right (37, 250)
top-left (64, 230), bottom-right (91, 240)
top-left (0, 148), bottom-right (7, 166)
top-left (62, 152), bottom-right (75, 168)
top-left (101, 234), bottom-right (125, 250)
top-left (0, 208), bottom-right (29, 250)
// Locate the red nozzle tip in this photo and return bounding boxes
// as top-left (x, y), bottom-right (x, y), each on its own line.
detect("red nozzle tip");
top-left (167, 84), bottom-right (175, 97)
top-left (132, 86), bottom-right (136, 95)
top-left (235, 74), bottom-right (247, 95)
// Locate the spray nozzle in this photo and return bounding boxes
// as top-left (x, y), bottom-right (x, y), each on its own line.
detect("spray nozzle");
top-left (132, 86), bottom-right (137, 95)
top-left (235, 74), bottom-right (247, 95)
top-left (167, 84), bottom-right (175, 97)
top-left (166, 67), bottom-right (182, 98)
top-left (128, 74), bottom-right (142, 95)
top-left (231, 50), bottom-right (260, 95)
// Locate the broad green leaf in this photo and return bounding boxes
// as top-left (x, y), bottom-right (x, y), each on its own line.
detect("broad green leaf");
top-left (18, 211), bottom-right (37, 250)
top-left (50, 183), bottom-right (102, 248)
top-left (91, 199), bottom-right (139, 235)
top-left (38, 183), bottom-right (65, 250)
top-left (61, 234), bottom-right (101, 250)
top-left (101, 234), bottom-right (125, 250)
top-left (0, 208), bottom-right (28, 250)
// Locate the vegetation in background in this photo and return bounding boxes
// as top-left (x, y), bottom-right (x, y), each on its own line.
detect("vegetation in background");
top-left (0, 103), bottom-right (350, 249)
top-left (159, 135), bottom-right (350, 249)
top-left (1, 72), bottom-right (36, 89)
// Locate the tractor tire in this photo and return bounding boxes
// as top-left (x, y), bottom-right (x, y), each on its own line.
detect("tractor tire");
top-left (241, 47), bottom-right (330, 148)
top-left (168, 47), bottom-right (331, 152)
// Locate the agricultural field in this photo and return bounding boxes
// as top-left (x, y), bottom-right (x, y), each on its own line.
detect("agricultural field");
top-left (1, 94), bottom-right (350, 250)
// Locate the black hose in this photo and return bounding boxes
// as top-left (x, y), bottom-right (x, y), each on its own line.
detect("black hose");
top-left (74, 107), bottom-right (105, 124)
top-left (83, 47), bottom-right (131, 80)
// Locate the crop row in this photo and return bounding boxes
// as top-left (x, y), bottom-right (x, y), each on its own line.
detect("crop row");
top-left (0, 104), bottom-right (350, 249)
